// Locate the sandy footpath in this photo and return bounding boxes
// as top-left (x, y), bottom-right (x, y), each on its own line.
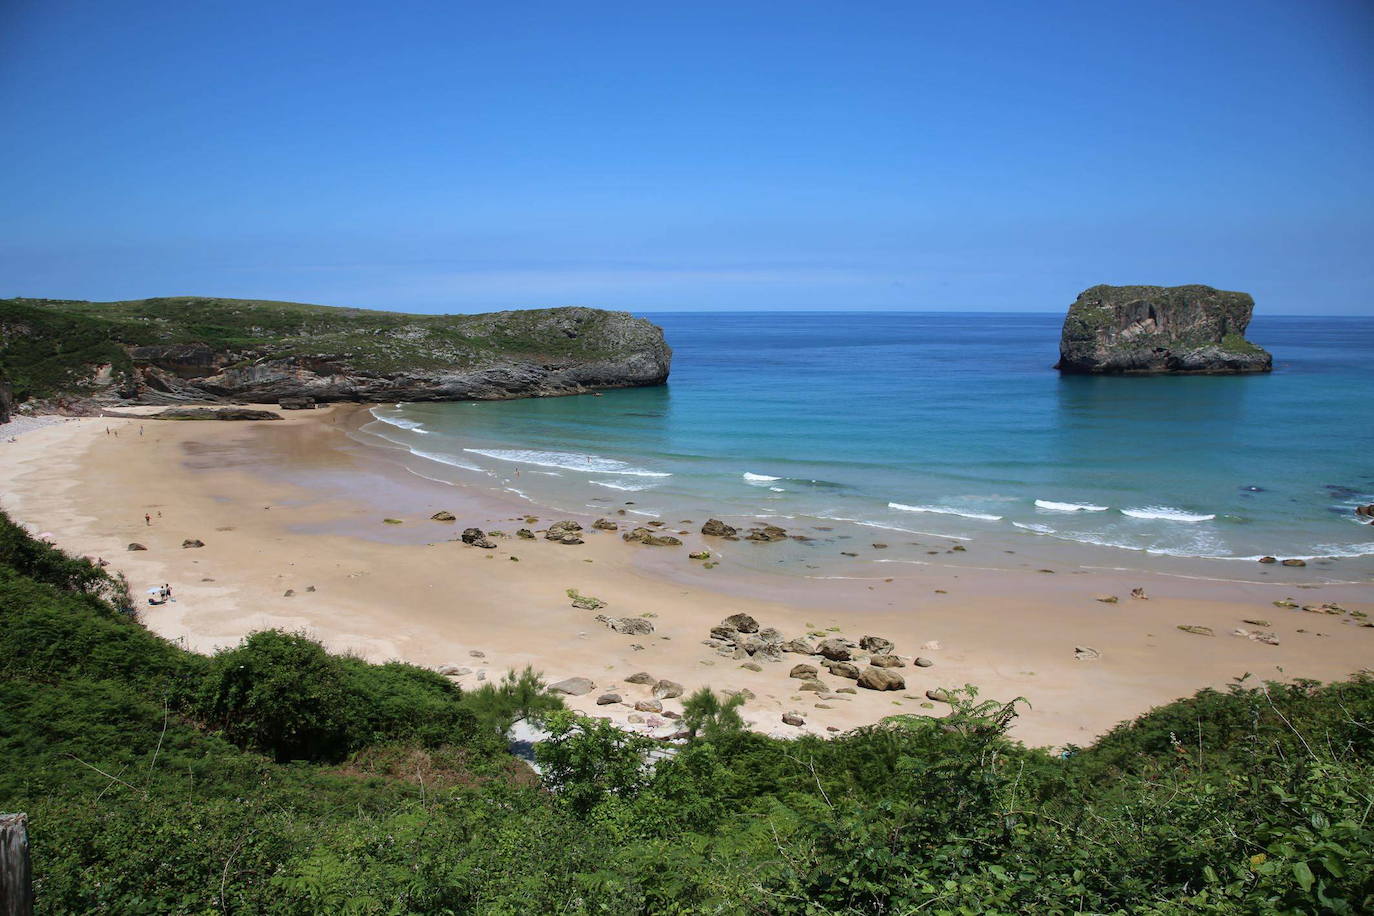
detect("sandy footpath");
top-left (3, 406), bottom-right (1370, 749)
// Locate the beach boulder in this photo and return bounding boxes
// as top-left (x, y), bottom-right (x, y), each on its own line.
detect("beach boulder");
top-left (1281, 558), bottom-right (1307, 567)
top-left (596, 615), bottom-right (654, 636)
top-left (181, 539), bottom-right (205, 549)
top-left (652, 679), bottom-right (684, 699)
top-left (824, 661), bottom-right (861, 680)
top-left (461, 528), bottom-right (496, 548)
top-left (799, 679), bottom-right (827, 692)
top-left (592, 518), bottom-right (618, 531)
top-left (634, 698), bottom-right (663, 713)
top-left (722, 613), bottom-right (759, 633)
top-left (859, 635), bottom-right (894, 654)
top-left (127, 543), bottom-right (148, 551)
top-left (622, 527), bottom-right (682, 546)
top-left (549, 677), bottom-right (596, 696)
top-left (789, 663), bottom-right (819, 679)
top-left (781, 637), bottom-right (816, 654)
top-left (858, 667), bottom-right (905, 691)
top-left (745, 525), bottom-right (788, 542)
top-left (869, 654), bottom-right (905, 668)
top-left (516, 528), bottom-right (535, 539)
top-left (624, 671), bottom-right (656, 685)
top-left (782, 713), bottom-right (805, 727)
top-left (430, 511), bottom-right (456, 522)
top-left (815, 638), bottom-right (852, 661)
top-left (701, 518), bottom-right (737, 537)
top-left (914, 657), bottom-right (934, 668)
top-left (596, 693), bottom-right (621, 705)
top-left (545, 520), bottom-right (583, 539)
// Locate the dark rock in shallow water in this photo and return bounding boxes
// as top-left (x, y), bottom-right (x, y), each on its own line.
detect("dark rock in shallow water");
top-left (1055, 284), bottom-right (1272, 375)
top-left (701, 518), bottom-right (737, 537)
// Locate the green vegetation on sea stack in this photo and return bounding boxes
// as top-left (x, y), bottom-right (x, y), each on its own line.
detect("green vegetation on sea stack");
top-left (1, 510), bottom-right (1370, 913)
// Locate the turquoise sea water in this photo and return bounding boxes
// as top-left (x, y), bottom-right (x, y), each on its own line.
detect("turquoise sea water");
top-left (356, 313), bottom-right (1374, 569)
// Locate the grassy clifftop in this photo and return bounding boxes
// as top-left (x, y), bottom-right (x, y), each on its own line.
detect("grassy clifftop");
top-left (0, 296), bottom-right (670, 404)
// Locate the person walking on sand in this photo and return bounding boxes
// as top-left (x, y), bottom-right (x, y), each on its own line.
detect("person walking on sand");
top-left (145, 513), bottom-right (151, 526)
top-left (164, 583), bottom-right (172, 600)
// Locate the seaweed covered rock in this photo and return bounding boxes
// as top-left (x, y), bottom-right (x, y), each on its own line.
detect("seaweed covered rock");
top-left (1055, 285), bottom-right (1271, 375)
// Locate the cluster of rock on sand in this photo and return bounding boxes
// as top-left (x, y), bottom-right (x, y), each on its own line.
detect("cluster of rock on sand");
top-left (698, 612), bottom-right (950, 727)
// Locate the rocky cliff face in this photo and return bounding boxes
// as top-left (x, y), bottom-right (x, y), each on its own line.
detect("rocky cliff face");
top-left (0, 298), bottom-right (671, 408)
top-left (1055, 285), bottom-right (1272, 374)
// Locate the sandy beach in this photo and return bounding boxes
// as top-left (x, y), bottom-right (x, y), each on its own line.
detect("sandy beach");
top-left (3, 405), bottom-right (1370, 749)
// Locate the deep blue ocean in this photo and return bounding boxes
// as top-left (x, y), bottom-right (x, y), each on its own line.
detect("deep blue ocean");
top-left (357, 313), bottom-right (1374, 567)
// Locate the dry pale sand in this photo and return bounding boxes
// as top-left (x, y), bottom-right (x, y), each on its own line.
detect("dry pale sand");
top-left (3, 407), bottom-right (1371, 749)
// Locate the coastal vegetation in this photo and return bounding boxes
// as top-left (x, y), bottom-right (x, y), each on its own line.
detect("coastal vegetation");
top-left (1, 511), bottom-right (1371, 913)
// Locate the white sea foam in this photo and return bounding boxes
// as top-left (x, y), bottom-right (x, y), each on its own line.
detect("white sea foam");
top-left (464, 448), bottom-right (671, 477)
top-left (888, 502), bottom-right (1003, 522)
top-left (743, 472), bottom-right (781, 482)
top-left (1035, 499), bottom-right (1108, 512)
top-left (1012, 522), bottom-right (1055, 534)
top-left (410, 449), bottom-right (486, 473)
top-left (768, 486), bottom-right (785, 492)
top-left (369, 409), bottom-right (430, 434)
top-left (855, 521), bottom-right (973, 541)
top-left (589, 479), bottom-right (658, 492)
top-left (1121, 506), bottom-right (1216, 522)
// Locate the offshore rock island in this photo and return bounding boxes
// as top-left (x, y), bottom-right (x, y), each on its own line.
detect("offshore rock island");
top-left (0, 296), bottom-right (671, 411)
top-left (1055, 284), bottom-right (1272, 374)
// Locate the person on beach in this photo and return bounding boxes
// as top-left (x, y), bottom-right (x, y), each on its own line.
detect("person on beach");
top-left (164, 583), bottom-right (172, 600)
top-left (144, 513), bottom-right (151, 526)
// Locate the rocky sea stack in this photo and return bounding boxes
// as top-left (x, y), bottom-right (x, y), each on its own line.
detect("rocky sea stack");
top-left (0, 296), bottom-right (671, 410)
top-left (1055, 284), bottom-right (1272, 375)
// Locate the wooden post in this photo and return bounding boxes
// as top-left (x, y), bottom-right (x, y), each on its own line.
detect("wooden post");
top-left (0, 814), bottom-right (32, 916)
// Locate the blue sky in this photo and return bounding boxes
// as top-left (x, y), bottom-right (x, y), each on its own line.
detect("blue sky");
top-left (2, 1), bottom-right (1371, 313)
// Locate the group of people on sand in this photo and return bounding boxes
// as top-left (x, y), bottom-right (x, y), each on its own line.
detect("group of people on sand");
top-left (148, 583), bottom-right (173, 605)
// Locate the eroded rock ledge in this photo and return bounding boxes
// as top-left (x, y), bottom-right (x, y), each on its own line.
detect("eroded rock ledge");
top-left (1055, 284), bottom-right (1272, 375)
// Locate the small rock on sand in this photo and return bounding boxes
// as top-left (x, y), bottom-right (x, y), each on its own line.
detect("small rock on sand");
top-left (624, 672), bottom-right (655, 685)
top-left (782, 713), bottom-right (805, 726)
top-left (1177, 625), bottom-right (1215, 637)
top-left (596, 693), bottom-right (621, 705)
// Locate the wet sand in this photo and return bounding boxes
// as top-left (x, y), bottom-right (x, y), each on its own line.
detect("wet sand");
top-left (3, 406), bottom-right (1371, 748)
